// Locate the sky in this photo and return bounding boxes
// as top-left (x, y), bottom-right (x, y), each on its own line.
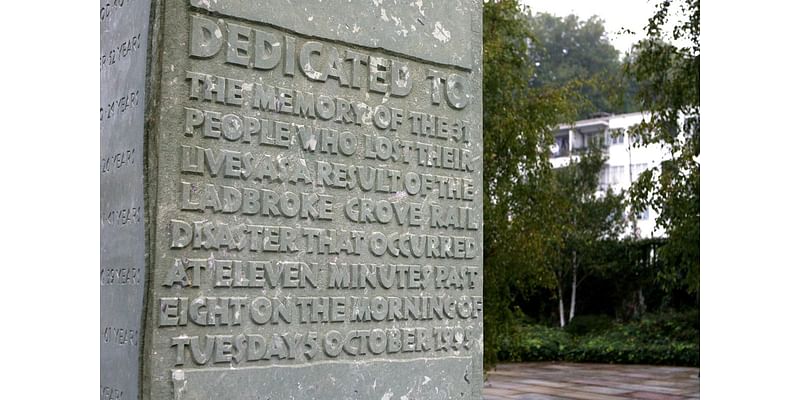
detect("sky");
top-left (519, 0), bottom-right (656, 55)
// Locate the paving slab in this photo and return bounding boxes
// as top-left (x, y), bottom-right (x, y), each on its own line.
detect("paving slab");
top-left (484, 363), bottom-right (700, 400)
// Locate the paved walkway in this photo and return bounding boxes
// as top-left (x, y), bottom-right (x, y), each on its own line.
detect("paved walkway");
top-left (483, 362), bottom-right (700, 400)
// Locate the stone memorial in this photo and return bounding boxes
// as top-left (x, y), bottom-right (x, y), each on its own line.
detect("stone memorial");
top-left (101, 0), bottom-right (151, 399)
top-left (101, 1), bottom-right (483, 398)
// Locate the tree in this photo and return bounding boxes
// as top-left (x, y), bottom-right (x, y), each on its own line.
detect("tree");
top-left (482, 0), bottom-right (577, 365)
top-left (591, 237), bottom-right (666, 321)
top-left (549, 147), bottom-right (626, 327)
top-left (625, 0), bottom-right (700, 294)
top-left (528, 13), bottom-right (639, 119)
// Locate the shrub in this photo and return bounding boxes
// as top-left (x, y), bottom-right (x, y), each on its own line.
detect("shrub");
top-left (498, 324), bottom-right (571, 362)
top-left (564, 314), bottom-right (614, 336)
top-left (497, 311), bottom-right (699, 367)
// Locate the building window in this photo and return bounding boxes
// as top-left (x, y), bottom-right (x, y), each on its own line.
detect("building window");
top-left (588, 133), bottom-right (605, 148)
top-left (551, 135), bottom-right (569, 157)
top-left (632, 163), bottom-right (648, 180)
top-left (608, 128), bottom-right (625, 145)
top-left (608, 165), bottom-right (625, 185)
top-left (599, 166), bottom-right (609, 189)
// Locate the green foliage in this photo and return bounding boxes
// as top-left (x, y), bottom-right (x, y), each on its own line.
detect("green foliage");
top-left (566, 339), bottom-right (699, 366)
top-left (498, 311), bottom-right (699, 366)
top-left (528, 13), bottom-right (639, 118)
top-left (564, 314), bottom-right (613, 336)
top-left (481, 0), bottom-right (698, 368)
top-left (622, 309), bottom-right (699, 344)
top-left (558, 149), bottom-right (627, 245)
top-left (588, 238), bottom-right (665, 321)
top-left (625, 0), bottom-right (700, 294)
top-left (482, 0), bottom-right (578, 367)
top-left (546, 148), bottom-right (626, 326)
top-left (499, 323), bottom-right (571, 362)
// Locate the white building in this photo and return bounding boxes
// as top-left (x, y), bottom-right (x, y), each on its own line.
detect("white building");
top-left (550, 112), bottom-right (669, 239)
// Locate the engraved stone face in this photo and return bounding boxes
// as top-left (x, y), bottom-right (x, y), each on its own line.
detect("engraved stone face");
top-left (142, 1), bottom-right (483, 398)
top-left (100, 0), bottom-right (152, 399)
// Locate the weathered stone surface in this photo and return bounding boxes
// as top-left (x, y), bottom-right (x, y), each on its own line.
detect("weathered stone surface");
top-left (187, 0), bottom-right (475, 69)
top-left (102, 1), bottom-right (483, 398)
top-left (172, 356), bottom-right (474, 399)
top-left (100, 0), bottom-right (152, 399)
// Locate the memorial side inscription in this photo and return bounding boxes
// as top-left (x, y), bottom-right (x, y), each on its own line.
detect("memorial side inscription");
top-left (100, 0), bottom-right (152, 399)
top-left (146, 2), bottom-right (483, 399)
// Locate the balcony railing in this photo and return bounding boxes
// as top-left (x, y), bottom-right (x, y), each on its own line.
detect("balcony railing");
top-left (570, 145), bottom-right (609, 155)
top-left (550, 147), bottom-right (570, 158)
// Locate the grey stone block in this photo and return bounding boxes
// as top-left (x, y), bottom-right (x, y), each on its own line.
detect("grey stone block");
top-left (101, 1), bottom-right (483, 398)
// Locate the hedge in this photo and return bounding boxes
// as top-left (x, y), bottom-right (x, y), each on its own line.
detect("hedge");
top-left (497, 311), bottom-right (699, 367)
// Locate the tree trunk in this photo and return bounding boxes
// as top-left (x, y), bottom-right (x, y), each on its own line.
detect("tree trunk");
top-left (568, 250), bottom-right (577, 323)
top-left (557, 285), bottom-right (565, 328)
top-left (636, 288), bottom-right (646, 319)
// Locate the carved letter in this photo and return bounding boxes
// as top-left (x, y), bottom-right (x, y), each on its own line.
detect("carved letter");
top-left (190, 16), bottom-right (222, 58)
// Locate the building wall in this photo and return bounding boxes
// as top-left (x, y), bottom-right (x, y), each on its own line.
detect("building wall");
top-left (550, 112), bottom-right (669, 239)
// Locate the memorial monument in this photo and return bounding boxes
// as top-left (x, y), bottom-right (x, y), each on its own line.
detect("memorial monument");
top-left (101, 1), bottom-right (483, 398)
